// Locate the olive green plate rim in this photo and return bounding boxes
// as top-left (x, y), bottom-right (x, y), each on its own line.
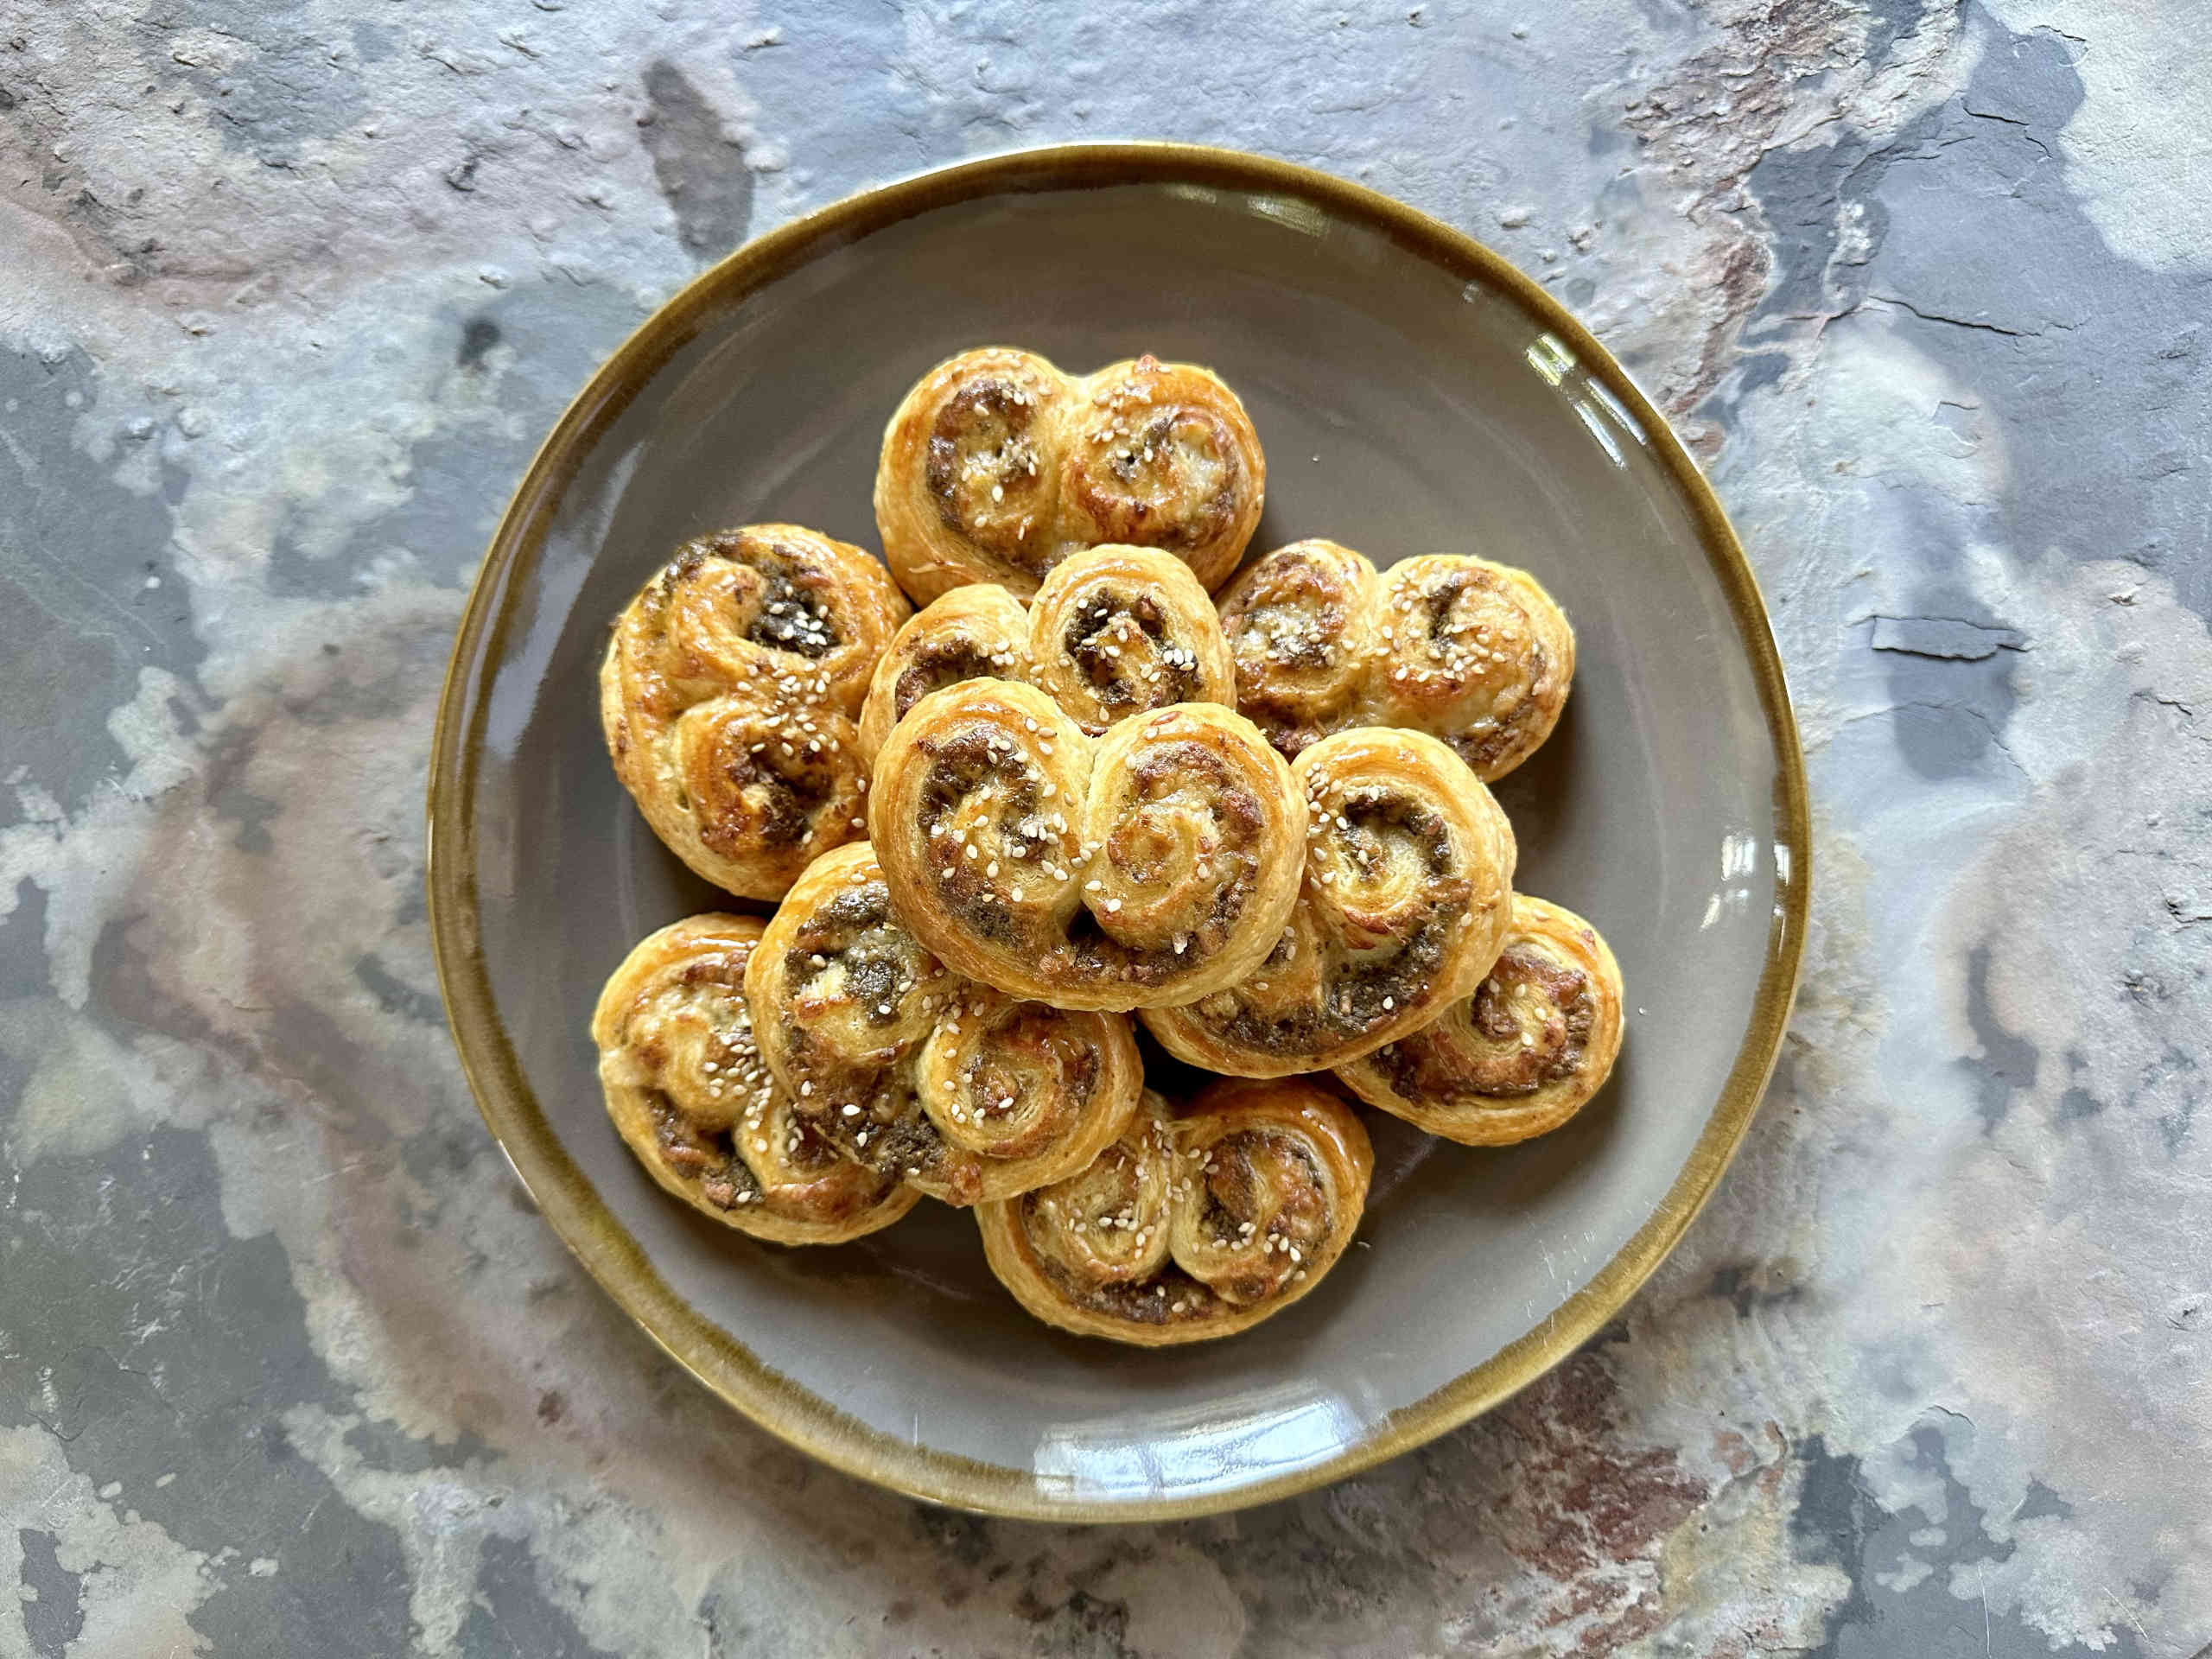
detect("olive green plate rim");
top-left (424, 141), bottom-right (1812, 1522)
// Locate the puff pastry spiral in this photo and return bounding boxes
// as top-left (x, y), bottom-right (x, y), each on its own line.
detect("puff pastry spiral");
top-left (1336, 894), bottom-right (1624, 1145)
top-left (592, 914), bottom-right (918, 1245)
top-left (855, 544), bottom-right (1236, 761)
top-left (976, 1079), bottom-right (1372, 1345)
top-left (1217, 540), bottom-right (1574, 783)
top-left (868, 679), bottom-right (1306, 1012)
top-left (1143, 728), bottom-right (1516, 1077)
top-left (745, 843), bottom-right (1143, 1205)
top-left (875, 349), bottom-right (1266, 604)
top-left (601, 524), bottom-right (911, 899)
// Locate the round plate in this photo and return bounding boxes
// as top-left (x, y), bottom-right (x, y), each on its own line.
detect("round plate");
top-left (428, 143), bottom-right (1808, 1521)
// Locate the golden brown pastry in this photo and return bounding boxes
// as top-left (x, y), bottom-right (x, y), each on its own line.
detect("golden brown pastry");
top-left (1336, 894), bottom-right (1624, 1145)
top-left (874, 349), bottom-right (1265, 604)
top-left (976, 1078), bottom-right (1373, 1345)
top-left (1022, 543), bottom-right (1237, 734)
top-left (1217, 540), bottom-right (1575, 783)
top-left (855, 545), bottom-right (1236, 762)
top-left (1142, 728), bottom-right (1516, 1077)
top-left (745, 843), bottom-right (1143, 1205)
top-left (601, 524), bottom-right (911, 899)
top-left (592, 914), bottom-right (918, 1245)
top-left (868, 680), bottom-right (1305, 1012)
top-left (855, 584), bottom-right (1030, 765)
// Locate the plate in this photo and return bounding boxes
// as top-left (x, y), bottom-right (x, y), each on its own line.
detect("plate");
top-left (428, 143), bottom-right (1808, 1521)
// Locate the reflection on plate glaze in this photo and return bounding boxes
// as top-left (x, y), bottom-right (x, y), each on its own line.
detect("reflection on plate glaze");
top-left (1032, 1383), bottom-right (1363, 1499)
top-left (1526, 332), bottom-right (1648, 468)
top-left (1244, 193), bottom-right (1330, 237)
top-left (1584, 378), bottom-right (1649, 447)
top-left (1573, 397), bottom-right (1627, 467)
top-left (1525, 332), bottom-right (1575, 385)
top-left (1701, 831), bottom-right (1766, 931)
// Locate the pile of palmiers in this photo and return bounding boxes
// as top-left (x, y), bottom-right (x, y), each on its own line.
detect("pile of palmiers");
top-left (591, 347), bottom-right (1622, 1346)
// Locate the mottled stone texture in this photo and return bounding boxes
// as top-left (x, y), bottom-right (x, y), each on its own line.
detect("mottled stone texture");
top-left (1, 2), bottom-right (2205, 1655)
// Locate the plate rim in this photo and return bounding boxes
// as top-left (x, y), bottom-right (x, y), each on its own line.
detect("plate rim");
top-left (425, 140), bottom-right (1811, 1522)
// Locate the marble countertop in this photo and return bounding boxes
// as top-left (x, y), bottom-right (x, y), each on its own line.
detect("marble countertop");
top-left (3, 3), bottom-right (2206, 1655)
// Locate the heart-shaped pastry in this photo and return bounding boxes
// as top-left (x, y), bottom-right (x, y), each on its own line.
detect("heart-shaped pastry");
top-left (976, 1078), bottom-right (1373, 1346)
top-left (745, 843), bottom-right (1143, 1206)
top-left (1217, 539), bottom-right (1574, 782)
top-left (600, 524), bottom-right (910, 899)
top-left (874, 348), bottom-right (1265, 604)
top-left (868, 679), bottom-right (1305, 1011)
top-left (1142, 728), bottom-right (1516, 1076)
top-left (591, 913), bottom-right (918, 1244)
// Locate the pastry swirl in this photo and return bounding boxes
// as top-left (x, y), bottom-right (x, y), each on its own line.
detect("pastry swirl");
top-left (1217, 540), bottom-right (1575, 782)
top-left (1142, 728), bottom-right (1516, 1077)
top-left (976, 1079), bottom-right (1372, 1345)
top-left (592, 914), bottom-right (918, 1245)
top-left (868, 679), bottom-right (1305, 1012)
top-left (1023, 544), bottom-right (1237, 734)
top-left (601, 524), bottom-right (911, 899)
top-left (855, 545), bottom-right (1235, 762)
top-left (1336, 894), bottom-right (1624, 1145)
top-left (855, 584), bottom-right (1030, 764)
top-left (744, 843), bottom-right (1143, 1205)
top-left (874, 349), bottom-right (1266, 604)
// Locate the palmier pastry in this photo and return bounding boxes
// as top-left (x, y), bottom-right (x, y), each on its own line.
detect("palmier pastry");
top-left (1217, 540), bottom-right (1574, 782)
top-left (1022, 543), bottom-right (1238, 734)
top-left (1337, 894), bottom-right (1624, 1145)
top-left (601, 524), bottom-right (911, 899)
top-left (592, 914), bottom-right (918, 1245)
top-left (745, 843), bottom-right (1143, 1205)
top-left (1142, 728), bottom-right (1515, 1077)
top-left (868, 680), bottom-right (1305, 1012)
top-left (874, 348), bottom-right (1266, 604)
top-left (976, 1078), bottom-right (1372, 1346)
top-left (855, 545), bottom-right (1236, 761)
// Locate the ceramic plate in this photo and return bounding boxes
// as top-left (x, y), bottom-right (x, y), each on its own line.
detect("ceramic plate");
top-left (428, 144), bottom-right (1808, 1521)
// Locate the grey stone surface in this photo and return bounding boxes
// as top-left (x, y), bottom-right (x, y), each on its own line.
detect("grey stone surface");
top-left (1, 1), bottom-right (2206, 1654)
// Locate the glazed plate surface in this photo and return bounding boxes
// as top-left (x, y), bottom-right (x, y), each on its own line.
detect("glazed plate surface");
top-left (428, 144), bottom-right (1808, 1520)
